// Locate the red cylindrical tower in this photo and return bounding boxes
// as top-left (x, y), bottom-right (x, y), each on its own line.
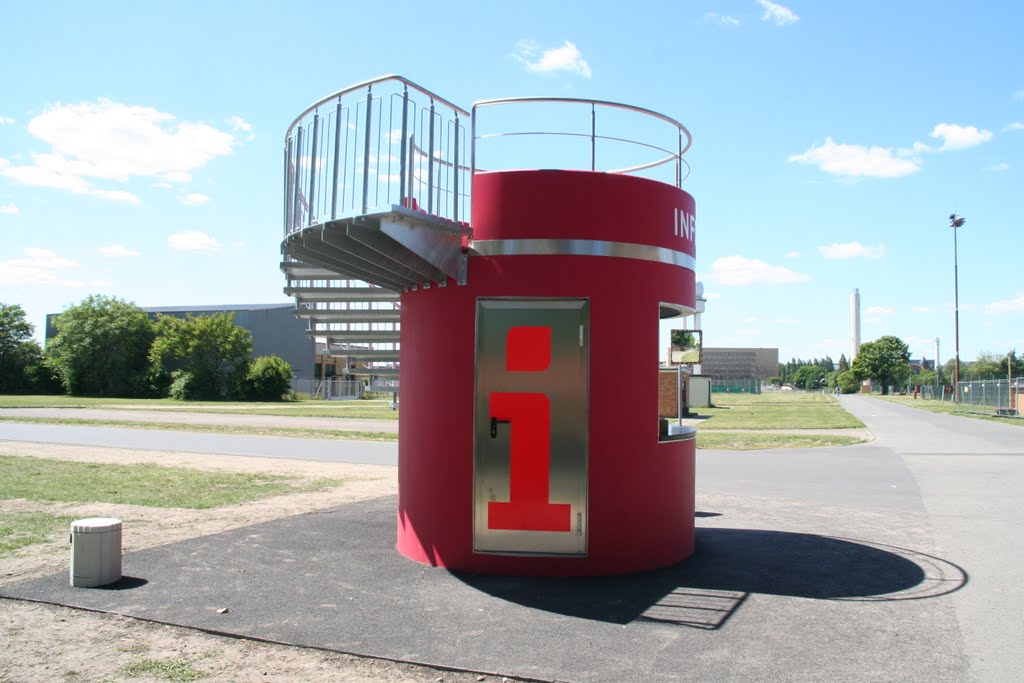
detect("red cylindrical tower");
top-left (398, 169), bottom-right (697, 575)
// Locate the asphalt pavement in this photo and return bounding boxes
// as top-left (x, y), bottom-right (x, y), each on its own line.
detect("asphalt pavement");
top-left (0, 421), bottom-right (398, 465)
top-left (2, 395), bottom-right (1022, 682)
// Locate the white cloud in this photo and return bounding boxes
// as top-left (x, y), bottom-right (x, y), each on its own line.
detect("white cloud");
top-left (789, 138), bottom-right (921, 178)
top-left (0, 99), bottom-right (236, 203)
top-left (0, 116), bottom-right (14, 125)
top-left (984, 162), bottom-right (1010, 172)
top-left (90, 189), bottom-right (141, 204)
top-left (228, 115), bottom-right (255, 141)
top-left (930, 123), bottom-right (993, 151)
top-left (864, 305), bottom-right (894, 315)
top-left (984, 292), bottom-right (1024, 315)
top-left (0, 203), bottom-right (18, 215)
top-left (1003, 122), bottom-right (1024, 132)
top-left (819, 241), bottom-right (886, 259)
top-left (703, 255), bottom-right (811, 286)
top-left (168, 230), bottom-right (219, 252)
top-left (511, 40), bottom-right (592, 78)
top-left (705, 12), bottom-right (740, 26)
top-left (98, 244), bottom-right (140, 258)
top-left (180, 193), bottom-right (210, 206)
top-left (0, 247), bottom-right (84, 286)
top-left (757, 0), bottom-right (799, 26)
top-left (163, 171), bottom-right (192, 183)
top-left (786, 251), bottom-right (801, 258)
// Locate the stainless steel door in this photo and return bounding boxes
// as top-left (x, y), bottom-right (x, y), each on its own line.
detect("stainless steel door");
top-left (474, 299), bottom-right (589, 556)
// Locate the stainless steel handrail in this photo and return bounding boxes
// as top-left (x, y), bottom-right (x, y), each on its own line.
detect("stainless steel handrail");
top-left (287, 74), bottom-right (470, 137)
top-left (283, 80), bottom-right (694, 240)
top-left (472, 96), bottom-right (692, 154)
top-left (470, 96), bottom-right (692, 188)
top-left (284, 76), bottom-right (470, 235)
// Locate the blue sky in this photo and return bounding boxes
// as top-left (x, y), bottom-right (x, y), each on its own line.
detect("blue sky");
top-left (1, 0), bottom-right (1021, 367)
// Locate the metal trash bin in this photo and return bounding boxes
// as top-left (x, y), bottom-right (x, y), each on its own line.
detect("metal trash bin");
top-left (70, 517), bottom-right (122, 587)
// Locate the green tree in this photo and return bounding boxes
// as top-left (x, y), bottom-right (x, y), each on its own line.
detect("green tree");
top-left (967, 353), bottom-right (1003, 380)
top-left (998, 350), bottom-right (1023, 379)
top-left (46, 295), bottom-right (155, 396)
top-left (850, 335), bottom-right (911, 395)
top-left (837, 354), bottom-right (850, 373)
top-left (0, 303), bottom-right (51, 393)
top-left (151, 312), bottom-right (253, 400)
top-left (792, 364), bottom-right (827, 390)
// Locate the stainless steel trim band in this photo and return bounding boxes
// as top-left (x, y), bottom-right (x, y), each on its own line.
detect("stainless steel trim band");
top-left (471, 239), bottom-right (697, 271)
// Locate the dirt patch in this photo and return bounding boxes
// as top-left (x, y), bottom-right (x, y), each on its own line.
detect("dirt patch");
top-left (0, 441), bottom-right (518, 682)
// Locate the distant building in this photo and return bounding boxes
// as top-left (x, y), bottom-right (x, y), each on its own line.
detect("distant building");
top-left (47, 303), bottom-right (315, 378)
top-left (701, 347), bottom-right (780, 381)
top-left (909, 358), bottom-right (936, 374)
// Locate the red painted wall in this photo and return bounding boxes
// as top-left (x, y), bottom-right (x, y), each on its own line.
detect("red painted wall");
top-left (397, 170), bottom-right (696, 575)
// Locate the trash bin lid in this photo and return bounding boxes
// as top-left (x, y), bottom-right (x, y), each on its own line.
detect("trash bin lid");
top-left (71, 517), bottom-right (123, 533)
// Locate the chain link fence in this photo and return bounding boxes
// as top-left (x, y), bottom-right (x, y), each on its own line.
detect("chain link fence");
top-left (955, 379), bottom-right (1021, 417)
top-left (290, 377), bottom-right (363, 400)
top-left (711, 377), bottom-right (761, 394)
top-left (907, 379), bottom-right (1021, 417)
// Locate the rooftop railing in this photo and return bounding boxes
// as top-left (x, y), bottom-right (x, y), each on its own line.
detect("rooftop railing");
top-left (283, 75), bottom-right (470, 235)
top-left (471, 96), bottom-right (691, 188)
top-left (283, 77), bottom-right (693, 236)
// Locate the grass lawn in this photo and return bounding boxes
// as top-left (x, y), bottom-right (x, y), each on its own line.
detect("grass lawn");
top-left (0, 455), bottom-right (341, 509)
top-left (0, 395), bottom-right (400, 420)
top-left (0, 415), bottom-right (397, 441)
top-left (0, 455), bottom-right (345, 558)
top-left (879, 395), bottom-right (1024, 426)
top-left (0, 391), bottom-right (871, 450)
top-left (697, 432), bottom-right (865, 450)
top-left (0, 511), bottom-right (77, 557)
top-left (694, 391), bottom-right (865, 430)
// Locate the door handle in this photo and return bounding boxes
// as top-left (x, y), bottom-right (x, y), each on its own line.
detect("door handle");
top-left (490, 416), bottom-right (511, 438)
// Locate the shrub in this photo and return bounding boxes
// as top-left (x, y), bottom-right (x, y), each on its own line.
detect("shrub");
top-left (242, 356), bottom-right (293, 401)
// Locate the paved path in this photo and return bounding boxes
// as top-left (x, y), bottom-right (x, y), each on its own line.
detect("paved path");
top-left (0, 422), bottom-right (398, 466)
top-left (837, 395), bottom-right (1024, 683)
top-left (3, 396), bottom-right (1023, 681)
top-left (0, 407), bottom-right (398, 433)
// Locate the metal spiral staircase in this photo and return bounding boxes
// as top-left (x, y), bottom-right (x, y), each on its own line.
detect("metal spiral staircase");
top-left (281, 76), bottom-right (472, 393)
top-left (280, 75), bottom-right (692, 395)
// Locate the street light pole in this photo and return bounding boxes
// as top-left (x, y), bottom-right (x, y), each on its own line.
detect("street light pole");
top-left (950, 214), bottom-right (966, 403)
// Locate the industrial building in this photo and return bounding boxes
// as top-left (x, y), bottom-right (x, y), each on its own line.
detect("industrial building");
top-left (701, 347), bottom-right (779, 384)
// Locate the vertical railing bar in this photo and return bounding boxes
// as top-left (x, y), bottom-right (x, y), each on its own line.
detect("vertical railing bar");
top-left (453, 114), bottom-right (460, 222)
top-left (308, 111), bottom-right (319, 222)
top-left (399, 86), bottom-right (409, 205)
top-left (292, 125), bottom-right (304, 230)
top-left (361, 85), bottom-right (374, 214)
top-left (407, 131), bottom-right (415, 207)
top-left (386, 95), bottom-right (397, 205)
top-left (374, 95), bottom-right (383, 208)
top-left (677, 129), bottom-right (682, 188)
top-left (283, 138), bottom-right (292, 233)
top-left (342, 107), bottom-right (351, 213)
top-left (462, 121), bottom-right (470, 220)
top-left (427, 99), bottom-right (436, 214)
top-left (591, 103), bottom-right (596, 172)
top-left (331, 97), bottom-right (342, 220)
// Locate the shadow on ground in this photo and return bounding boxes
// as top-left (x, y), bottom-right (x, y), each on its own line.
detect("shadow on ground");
top-left (455, 527), bottom-right (969, 630)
